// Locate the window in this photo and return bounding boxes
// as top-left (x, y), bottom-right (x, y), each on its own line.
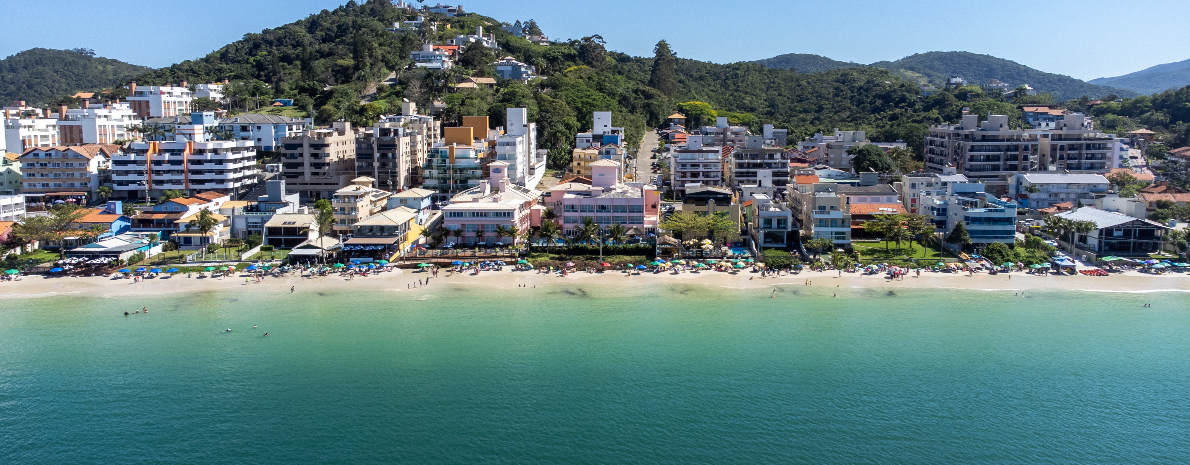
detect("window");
top-left (628, 205), bottom-right (643, 213)
top-left (612, 205), bottom-right (627, 213)
top-left (580, 205), bottom-right (594, 212)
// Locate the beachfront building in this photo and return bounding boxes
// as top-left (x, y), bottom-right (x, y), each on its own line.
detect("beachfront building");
top-left (898, 169), bottom-right (969, 215)
top-left (224, 179), bottom-right (301, 240)
top-left (676, 186), bottom-right (742, 234)
top-left (57, 102), bottom-right (139, 146)
top-left (332, 177), bottom-right (393, 234)
top-left (495, 108), bottom-right (545, 190)
top-left (280, 122), bottom-right (359, 202)
top-left (1053, 207), bottom-right (1169, 256)
top-left (218, 114), bottom-right (310, 151)
top-left (1006, 173), bottom-right (1110, 210)
top-left (342, 206), bottom-right (419, 262)
top-left (793, 183), bottom-right (852, 245)
top-left (356, 105), bottom-right (440, 192)
top-left (388, 187), bottom-right (435, 214)
top-left (924, 113), bottom-right (1118, 195)
top-left (944, 190), bottom-right (1018, 245)
top-left (0, 194), bottom-right (26, 221)
top-left (546, 160), bottom-right (661, 236)
top-left (126, 82), bottom-right (193, 118)
top-left (18, 144), bottom-right (116, 202)
top-left (64, 232), bottom-right (162, 262)
top-left (114, 139), bottom-right (259, 201)
top-left (441, 162), bottom-right (540, 245)
top-left (423, 117), bottom-right (494, 196)
top-left (128, 192), bottom-right (231, 246)
top-left (746, 193), bottom-right (795, 249)
top-left (263, 213), bottom-right (318, 249)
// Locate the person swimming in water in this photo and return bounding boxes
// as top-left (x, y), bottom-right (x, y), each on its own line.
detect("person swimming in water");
top-left (124, 311), bottom-right (129, 316)
top-left (253, 325), bottom-right (257, 329)
top-left (263, 333), bottom-right (268, 337)
top-left (225, 328), bottom-right (231, 332)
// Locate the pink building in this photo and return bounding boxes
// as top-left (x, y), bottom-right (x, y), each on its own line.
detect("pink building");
top-left (441, 161), bottom-right (540, 245)
top-left (545, 159), bottom-right (661, 236)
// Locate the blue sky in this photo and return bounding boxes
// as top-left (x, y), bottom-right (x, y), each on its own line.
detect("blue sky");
top-left (4, 0), bottom-right (1188, 81)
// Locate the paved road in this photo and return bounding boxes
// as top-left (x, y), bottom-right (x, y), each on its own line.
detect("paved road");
top-left (631, 131), bottom-right (660, 184)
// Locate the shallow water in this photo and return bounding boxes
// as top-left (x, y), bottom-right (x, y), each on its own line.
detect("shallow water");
top-left (2, 285), bottom-right (1188, 463)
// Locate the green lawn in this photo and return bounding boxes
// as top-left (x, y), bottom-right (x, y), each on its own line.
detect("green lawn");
top-left (249, 249), bottom-right (289, 261)
top-left (852, 240), bottom-right (948, 263)
top-left (2, 249), bottom-right (60, 269)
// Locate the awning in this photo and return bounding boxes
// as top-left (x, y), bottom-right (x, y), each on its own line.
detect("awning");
top-left (344, 237), bottom-right (401, 245)
top-left (288, 248), bottom-right (328, 256)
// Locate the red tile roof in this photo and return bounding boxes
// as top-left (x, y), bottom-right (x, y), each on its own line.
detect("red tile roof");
top-left (0, 221), bottom-right (14, 236)
top-left (1109, 168), bottom-right (1155, 182)
top-left (22, 144), bottom-right (122, 159)
top-left (1139, 193), bottom-right (1190, 203)
top-left (193, 191), bottom-right (226, 201)
top-left (793, 174), bottom-right (820, 185)
top-left (76, 208), bottom-right (124, 224)
top-left (168, 198), bottom-right (206, 206)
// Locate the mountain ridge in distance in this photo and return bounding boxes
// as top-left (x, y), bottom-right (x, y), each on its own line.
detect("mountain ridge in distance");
top-left (753, 50), bottom-right (1134, 101)
top-left (0, 48), bottom-right (152, 106)
top-left (1089, 58), bottom-right (1190, 95)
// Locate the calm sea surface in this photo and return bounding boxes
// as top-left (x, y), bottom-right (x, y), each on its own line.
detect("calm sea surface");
top-left (1, 284), bottom-right (1188, 463)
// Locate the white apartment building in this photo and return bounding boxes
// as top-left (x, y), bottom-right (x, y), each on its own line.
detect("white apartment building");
top-left (446, 26), bottom-right (498, 49)
top-left (730, 135), bottom-right (791, 189)
top-left (494, 107), bottom-right (545, 190)
top-left (672, 140), bottom-right (724, 194)
top-left (899, 169), bottom-right (969, 215)
top-left (114, 140), bottom-right (259, 200)
top-left (193, 83), bottom-right (225, 102)
top-left (793, 183), bottom-right (852, 245)
top-left (18, 145), bottom-right (115, 198)
top-left (694, 117), bottom-right (749, 147)
top-left (57, 103), bottom-right (139, 145)
top-left (426, 4), bottom-right (464, 16)
top-left (1006, 173), bottom-right (1110, 210)
top-left (126, 82), bottom-right (193, 118)
top-left (4, 116), bottom-right (59, 154)
top-left (219, 114), bottom-right (309, 151)
top-left (575, 111), bottom-right (625, 148)
top-left (0, 194), bottom-right (26, 221)
top-left (925, 113), bottom-right (1118, 195)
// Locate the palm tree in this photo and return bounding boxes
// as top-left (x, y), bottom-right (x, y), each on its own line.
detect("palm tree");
top-left (541, 208), bottom-right (557, 223)
top-left (97, 185), bottom-right (113, 202)
top-left (494, 225), bottom-right (510, 245)
top-left (451, 228), bottom-right (465, 245)
top-left (578, 217), bottom-right (599, 245)
top-left (188, 208), bottom-right (220, 247)
top-left (505, 225), bottom-right (521, 246)
top-left (607, 223), bottom-right (627, 245)
top-left (1071, 220), bottom-right (1097, 255)
top-left (474, 229), bottom-right (486, 245)
top-left (538, 221), bottom-right (562, 249)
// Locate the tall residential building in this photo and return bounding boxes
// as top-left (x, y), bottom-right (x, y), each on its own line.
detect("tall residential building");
top-left (4, 115), bottom-right (59, 154)
top-left (730, 136), bottom-right (791, 189)
top-left (671, 139), bottom-right (724, 195)
top-left (924, 113), bottom-right (1119, 195)
top-left (575, 111), bottom-right (624, 148)
top-left (280, 122), bottom-right (359, 202)
top-left (115, 140), bottom-right (260, 200)
top-left (18, 145), bottom-right (117, 201)
top-left (797, 129), bottom-right (906, 170)
top-left (898, 169), bottom-right (969, 215)
top-left (218, 114), bottom-right (310, 151)
top-left (494, 107), bottom-right (545, 189)
top-left (356, 104), bottom-right (440, 191)
top-left (126, 82), bottom-right (193, 118)
top-left (441, 162), bottom-right (540, 245)
top-left (792, 183), bottom-right (852, 245)
top-left (0, 194), bottom-right (26, 221)
top-left (57, 102), bottom-right (139, 145)
top-left (423, 117), bottom-right (494, 196)
top-left (332, 177), bottom-right (394, 234)
top-left (694, 117), bottom-right (750, 147)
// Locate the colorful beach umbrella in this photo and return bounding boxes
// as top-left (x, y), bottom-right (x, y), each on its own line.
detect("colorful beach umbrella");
top-left (135, 267), bottom-right (147, 272)
top-left (150, 268), bottom-right (162, 273)
top-left (167, 268), bottom-right (179, 273)
top-left (332, 263), bottom-right (345, 268)
top-left (417, 263), bottom-right (432, 267)
top-left (706, 260), bottom-right (718, 264)
top-left (636, 265), bottom-right (647, 270)
top-left (733, 263), bottom-right (746, 268)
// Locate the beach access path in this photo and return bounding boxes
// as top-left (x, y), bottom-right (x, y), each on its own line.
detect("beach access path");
top-left (4, 266), bottom-right (1190, 299)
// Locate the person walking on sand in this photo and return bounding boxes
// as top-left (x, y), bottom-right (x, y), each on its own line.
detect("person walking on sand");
top-left (291, 286), bottom-right (295, 293)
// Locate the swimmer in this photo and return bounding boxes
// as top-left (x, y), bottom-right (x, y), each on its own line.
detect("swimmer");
top-left (124, 311), bottom-right (129, 316)
top-left (225, 328), bottom-right (231, 332)
top-left (263, 333), bottom-right (268, 337)
top-left (253, 325), bottom-right (257, 329)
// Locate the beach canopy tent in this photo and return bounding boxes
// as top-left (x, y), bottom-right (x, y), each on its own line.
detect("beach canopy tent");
top-left (289, 236), bottom-right (342, 261)
top-left (1053, 257), bottom-right (1077, 268)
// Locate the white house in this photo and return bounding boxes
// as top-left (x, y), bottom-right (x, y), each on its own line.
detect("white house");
top-left (219, 114), bottom-right (310, 151)
top-left (126, 82), bottom-right (193, 118)
top-left (57, 102), bottom-right (139, 146)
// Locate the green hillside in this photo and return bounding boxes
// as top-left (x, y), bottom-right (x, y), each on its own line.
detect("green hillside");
top-left (869, 52), bottom-right (1133, 101)
top-left (749, 53), bottom-right (861, 74)
top-left (0, 48), bottom-right (152, 106)
top-left (1089, 58), bottom-right (1190, 95)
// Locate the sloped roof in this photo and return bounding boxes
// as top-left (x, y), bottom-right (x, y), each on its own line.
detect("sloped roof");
top-left (168, 198), bottom-right (206, 206)
top-left (76, 208), bottom-right (124, 224)
top-left (1019, 173), bottom-right (1109, 184)
top-left (1109, 168), bottom-right (1155, 182)
top-left (265, 213), bottom-right (315, 228)
top-left (175, 211), bottom-right (228, 224)
top-left (667, 112), bottom-right (686, 119)
top-left (193, 191), bottom-right (227, 201)
top-left (220, 113), bottom-right (304, 124)
top-left (0, 221), bottom-right (15, 236)
top-left (392, 188), bottom-right (436, 198)
top-left (837, 184), bottom-right (898, 196)
top-left (355, 207), bottom-right (417, 226)
top-left (793, 174), bottom-right (820, 185)
top-left (1056, 207), bottom-right (1168, 230)
top-left (1139, 193), bottom-right (1190, 203)
top-left (21, 144), bottom-right (121, 159)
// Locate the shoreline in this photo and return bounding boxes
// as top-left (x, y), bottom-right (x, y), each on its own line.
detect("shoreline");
top-left (5, 266), bottom-right (1190, 299)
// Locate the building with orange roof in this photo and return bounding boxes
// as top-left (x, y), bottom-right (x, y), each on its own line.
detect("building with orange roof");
top-left (2, 152), bottom-right (21, 195)
top-left (1109, 167), bottom-right (1155, 183)
top-left (0, 220), bottom-right (14, 243)
top-left (17, 145), bottom-right (121, 200)
top-left (1022, 106), bottom-right (1068, 128)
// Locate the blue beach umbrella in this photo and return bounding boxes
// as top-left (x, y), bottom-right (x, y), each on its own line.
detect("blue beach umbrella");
top-left (347, 265), bottom-right (356, 269)
top-left (636, 265), bottom-right (647, 270)
top-left (50, 268), bottom-right (64, 273)
top-left (452, 261), bottom-right (463, 265)
top-left (246, 265), bottom-right (258, 270)
top-left (118, 268), bottom-right (131, 273)
top-left (150, 268), bottom-right (162, 273)
top-left (167, 268), bottom-right (179, 273)
top-left (135, 267), bottom-right (147, 273)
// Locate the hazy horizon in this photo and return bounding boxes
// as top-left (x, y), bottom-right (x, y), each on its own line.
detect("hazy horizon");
top-left (4, 0), bottom-right (1188, 82)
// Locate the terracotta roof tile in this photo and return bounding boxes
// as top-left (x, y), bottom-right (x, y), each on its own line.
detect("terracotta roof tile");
top-left (76, 208), bottom-right (123, 224)
top-left (1139, 193), bottom-right (1190, 203)
top-left (193, 191), bottom-right (227, 201)
top-left (849, 203), bottom-right (907, 216)
top-left (21, 144), bottom-right (122, 159)
top-left (169, 198), bottom-right (206, 206)
top-left (0, 221), bottom-right (14, 236)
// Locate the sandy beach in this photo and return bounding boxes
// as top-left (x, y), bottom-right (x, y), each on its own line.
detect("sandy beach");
top-left (5, 265), bottom-right (1190, 298)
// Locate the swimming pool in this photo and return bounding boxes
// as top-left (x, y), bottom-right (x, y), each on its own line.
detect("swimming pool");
top-left (730, 247), bottom-right (750, 255)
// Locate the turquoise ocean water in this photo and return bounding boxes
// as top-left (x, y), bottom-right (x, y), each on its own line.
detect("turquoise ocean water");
top-left (1, 284), bottom-right (1189, 463)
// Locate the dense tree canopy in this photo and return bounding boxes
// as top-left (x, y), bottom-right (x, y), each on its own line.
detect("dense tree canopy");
top-left (0, 48), bottom-right (151, 106)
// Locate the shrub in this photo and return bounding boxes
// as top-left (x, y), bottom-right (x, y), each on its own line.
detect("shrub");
top-left (762, 249), bottom-right (794, 270)
top-left (260, 245), bottom-right (275, 252)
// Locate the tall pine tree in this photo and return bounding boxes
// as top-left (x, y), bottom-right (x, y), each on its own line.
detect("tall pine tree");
top-left (649, 40), bottom-right (677, 97)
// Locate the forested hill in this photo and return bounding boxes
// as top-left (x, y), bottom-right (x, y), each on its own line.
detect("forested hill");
top-left (0, 48), bottom-right (152, 106)
top-left (748, 53), bottom-right (861, 74)
top-left (1090, 58), bottom-right (1190, 95)
top-left (868, 52), bottom-right (1133, 101)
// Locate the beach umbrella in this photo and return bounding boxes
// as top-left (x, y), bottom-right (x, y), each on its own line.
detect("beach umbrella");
top-left (745, 258), bottom-right (755, 263)
top-left (418, 263), bottom-right (432, 268)
top-left (347, 265), bottom-right (356, 269)
top-left (246, 265), bottom-right (258, 270)
top-left (4, 270), bottom-right (18, 275)
top-left (135, 267), bottom-right (147, 272)
top-left (367, 263), bottom-right (376, 268)
top-left (671, 259), bottom-right (684, 264)
top-left (601, 262), bottom-right (611, 267)
top-left (218, 267), bottom-right (229, 271)
top-left (332, 263), bottom-right (345, 268)
top-left (706, 260), bottom-right (718, 264)
top-left (636, 265), bottom-right (647, 270)
top-left (733, 263), bottom-right (746, 269)
top-left (935, 262), bottom-right (945, 266)
top-left (377, 260), bottom-right (389, 265)
top-left (119, 268), bottom-right (132, 273)
top-left (167, 268), bottom-right (179, 273)
top-left (695, 263), bottom-right (707, 268)
top-left (1002, 262), bottom-right (1014, 267)
top-left (150, 268), bottom-right (162, 274)
top-left (566, 262), bottom-right (575, 267)
top-left (517, 260), bottom-right (529, 265)
top-left (50, 267), bottom-right (64, 273)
